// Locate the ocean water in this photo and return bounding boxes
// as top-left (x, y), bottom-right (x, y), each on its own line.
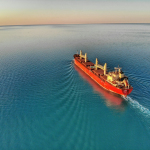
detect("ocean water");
top-left (0, 24), bottom-right (150, 150)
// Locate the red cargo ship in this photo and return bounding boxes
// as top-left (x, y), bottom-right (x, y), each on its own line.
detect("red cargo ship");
top-left (74, 50), bottom-right (133, 97)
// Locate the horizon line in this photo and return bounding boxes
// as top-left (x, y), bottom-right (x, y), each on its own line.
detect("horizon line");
top-left (1, 23), bottom-right (150, 27)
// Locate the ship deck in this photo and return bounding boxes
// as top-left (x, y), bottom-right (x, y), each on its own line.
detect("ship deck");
top-left (75, 55), bottom-right (108, 80)
top-left (92, 69), bottom-right (104, 76)
top-left (74, 53), bottom-right (133, 95)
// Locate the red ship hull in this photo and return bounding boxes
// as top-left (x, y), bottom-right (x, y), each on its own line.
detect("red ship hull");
top-left (74, 58), bottom-right (133, 97)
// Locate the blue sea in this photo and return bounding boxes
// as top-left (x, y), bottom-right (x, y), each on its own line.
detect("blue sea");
top-left (0, 24), bottom-right (150, 150)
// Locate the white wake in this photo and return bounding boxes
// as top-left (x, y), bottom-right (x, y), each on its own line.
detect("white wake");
top-left (122, 96), bottom-right (150, 118)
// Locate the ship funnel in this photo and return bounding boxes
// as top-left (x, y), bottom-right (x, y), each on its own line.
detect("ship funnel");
top-left (80, 50), bottom-right (82, 59)
top-left (95, 58), bottom-right (98, 70)
top-left (104, 63), bottom-right (107, 75)
top-left (85, 53), bottom-right (87, 62)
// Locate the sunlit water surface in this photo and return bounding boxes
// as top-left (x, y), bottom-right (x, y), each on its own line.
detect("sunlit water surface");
top-left (0, 24), bottom-right (150, 150)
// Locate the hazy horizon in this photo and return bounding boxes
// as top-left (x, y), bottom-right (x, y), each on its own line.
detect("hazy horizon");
top-left (1, 0), bottom-right (150, 26)
top-left (1, 23), bottom-right (150, 27)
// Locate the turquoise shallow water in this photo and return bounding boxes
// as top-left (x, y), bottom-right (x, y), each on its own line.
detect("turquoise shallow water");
top-left (0, 24), bottom-right (150, 149)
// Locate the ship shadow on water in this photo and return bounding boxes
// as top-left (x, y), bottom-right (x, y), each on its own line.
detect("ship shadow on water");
top-left (74, 64), bottom-right (127, 111)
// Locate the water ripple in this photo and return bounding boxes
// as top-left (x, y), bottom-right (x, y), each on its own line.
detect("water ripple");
top-left (123, 96), bottom-right (150, 119)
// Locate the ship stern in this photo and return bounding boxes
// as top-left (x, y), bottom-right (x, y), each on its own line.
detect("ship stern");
top-left (122, 87), bottom-right (133, 97)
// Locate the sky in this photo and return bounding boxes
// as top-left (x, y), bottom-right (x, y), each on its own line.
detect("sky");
top-left (0, 0), bottom-right (150, 25)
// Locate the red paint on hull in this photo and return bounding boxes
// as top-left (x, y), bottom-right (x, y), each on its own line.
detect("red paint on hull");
top-left (74, 58), bottom-right (133, 96)
top-left (74, 65), bottom-right (124, 107)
